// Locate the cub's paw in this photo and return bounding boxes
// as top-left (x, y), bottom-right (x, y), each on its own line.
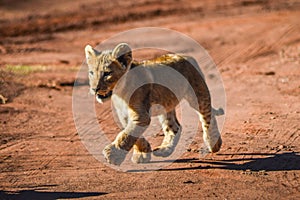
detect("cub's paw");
top-left (102, 143), bottom-right (127, 165)
top-left (131, 137), bottom-right (152, 163)
top-left (131, 151), bottom-right (151, 163)
top-left (153, 146), bottom-right (174, 157)
top-left (211, 136), bottom-right (222, 153)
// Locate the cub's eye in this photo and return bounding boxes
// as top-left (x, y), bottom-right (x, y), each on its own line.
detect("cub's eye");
top-left (89, 71), bottom-right (94, 76)
top-left (103, 71), bottom-right (112, 77)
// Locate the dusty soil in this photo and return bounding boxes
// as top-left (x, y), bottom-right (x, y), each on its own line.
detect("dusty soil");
top-left (1, 0), bottom-right (300, 199)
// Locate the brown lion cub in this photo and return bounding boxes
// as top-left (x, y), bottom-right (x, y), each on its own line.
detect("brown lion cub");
top-left (85, 43), bottom-right (222, 165)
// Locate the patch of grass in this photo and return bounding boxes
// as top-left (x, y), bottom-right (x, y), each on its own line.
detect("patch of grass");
top-left (5, 65), bottom-right (48, 75)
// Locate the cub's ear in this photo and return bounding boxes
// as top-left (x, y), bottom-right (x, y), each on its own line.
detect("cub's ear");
top-left (112, 43), bottom-right (132, 68)
top-left (85, 45), bottom-right (98, 62)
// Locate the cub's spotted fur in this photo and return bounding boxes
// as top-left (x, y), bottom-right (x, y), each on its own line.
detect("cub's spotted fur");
top-left (85, 43), bottom-right (222, 165)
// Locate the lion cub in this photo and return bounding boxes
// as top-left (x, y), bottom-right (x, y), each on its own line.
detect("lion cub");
top-left (85, 43), bottom-right (222, 165)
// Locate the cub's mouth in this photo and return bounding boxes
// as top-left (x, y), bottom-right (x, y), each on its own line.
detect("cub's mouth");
top-left (95, 91), bottom-right (112, 104)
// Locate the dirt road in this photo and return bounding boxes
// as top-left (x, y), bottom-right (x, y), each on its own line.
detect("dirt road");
top-left (0, 0), bottom-right (299, 199)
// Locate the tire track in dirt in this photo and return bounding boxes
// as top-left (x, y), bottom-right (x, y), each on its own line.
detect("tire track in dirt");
top-left (0, 83), bottom-right (83, 189)
top-left (1, 0), bottom-right (299, 38)
top-left (241, 24), bottom-right (298, 62)
top-left (215, 21), bottom-right (299, 66)
top-left (0, 3), bottom-right (202, 37)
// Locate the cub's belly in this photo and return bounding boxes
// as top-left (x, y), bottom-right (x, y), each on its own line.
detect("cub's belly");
top-left (112, 83), bottom-right (185, 117)
top-left (149, 85), bottom-right (182, 115)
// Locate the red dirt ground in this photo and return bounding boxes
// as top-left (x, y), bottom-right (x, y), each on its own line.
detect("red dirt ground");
top-left (0, 0), bottom-right (299, 199)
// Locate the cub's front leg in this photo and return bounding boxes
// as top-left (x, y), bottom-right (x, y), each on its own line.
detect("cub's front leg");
top-left (103, 109), bottom-right (151, 165)
top-left (102, 129), bottom-right (136, 166)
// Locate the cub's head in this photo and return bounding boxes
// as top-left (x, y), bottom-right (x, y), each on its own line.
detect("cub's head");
top-left (85, 43), bottom-right (132, 103)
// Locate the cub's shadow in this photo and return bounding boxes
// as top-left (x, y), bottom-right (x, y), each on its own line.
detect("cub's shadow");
top-left (159, 152), bottom-right (300, 172)
top-left (0, 190), bottom-right (107, 200)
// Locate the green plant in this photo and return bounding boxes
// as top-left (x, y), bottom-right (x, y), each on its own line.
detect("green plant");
top-left (5, 65), bottom-right (47, 75)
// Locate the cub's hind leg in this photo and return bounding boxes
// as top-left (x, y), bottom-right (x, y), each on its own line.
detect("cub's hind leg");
top-left (153, 110), bottom-right (182, 157)
top-left (197, 100), bottom-right (222, 153)
top-left (185, 74), bottom-right (222, 153)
